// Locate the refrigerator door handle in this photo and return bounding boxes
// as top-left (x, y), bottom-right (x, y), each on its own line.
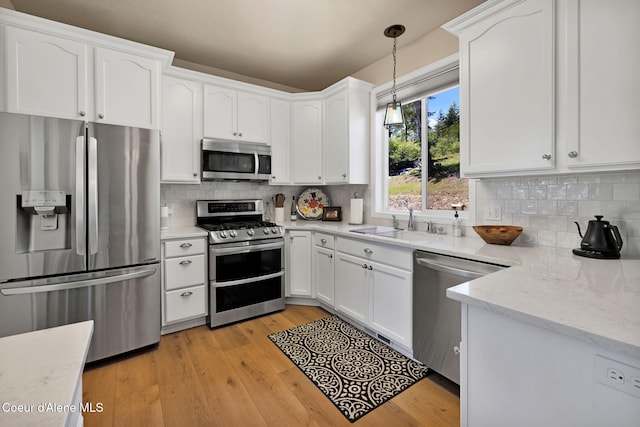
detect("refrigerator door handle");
top-left (75, 136), bottom-right (86, 255)
top-left (88, 136), bottom-right (99, 255)
top-left (0, 268), bottom-right (157, 295)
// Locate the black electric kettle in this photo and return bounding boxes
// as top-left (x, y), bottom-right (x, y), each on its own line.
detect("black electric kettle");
top-left (573, 215), bottom-right (623, 259)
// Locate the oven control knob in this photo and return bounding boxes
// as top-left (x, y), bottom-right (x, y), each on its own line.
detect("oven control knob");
top-left (263, 228), bottom-right (270, 235)
top-left (270, 227), bottom-right (278, 234)
top-left (219, 231), bottom-right (227, 239)
top-left (247, 228), bottom-right (255, 236)
top-left (229, 230), bottom-right (237, 238)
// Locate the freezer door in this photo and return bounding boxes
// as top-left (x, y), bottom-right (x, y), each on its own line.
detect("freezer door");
top-left (0, 112), bottom-right (87, 282)
top-left (88, 123), bottom-right (160, 270)
top-left (0, 265), bottom-right (160, 362)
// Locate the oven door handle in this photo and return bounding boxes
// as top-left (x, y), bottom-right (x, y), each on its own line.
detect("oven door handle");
top-left (213, 271), bottom-right (284, 288)
top-left (210, 241), bottom-right (284, 256)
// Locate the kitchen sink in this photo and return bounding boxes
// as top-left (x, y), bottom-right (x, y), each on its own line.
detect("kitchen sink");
top-left (349, 226), bottom-right (400, 238)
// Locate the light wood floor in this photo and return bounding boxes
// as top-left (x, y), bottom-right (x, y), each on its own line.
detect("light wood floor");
top-left (82, 305), bottom-right (460, 426)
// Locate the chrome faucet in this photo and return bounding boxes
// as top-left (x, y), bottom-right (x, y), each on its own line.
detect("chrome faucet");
top-left (425, 220), bottom-right (434, 233)
top-left (392, 214), bottom-right (398, 229)
top-left (401, 200), bottom-right (415, 231)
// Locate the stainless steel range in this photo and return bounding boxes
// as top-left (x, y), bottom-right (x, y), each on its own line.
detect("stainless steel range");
top-left (196, 200), bottom-right (285, 327)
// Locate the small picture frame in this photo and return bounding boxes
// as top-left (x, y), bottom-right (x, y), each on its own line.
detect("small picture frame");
top-left (322, 206), bottom-right (342, 221)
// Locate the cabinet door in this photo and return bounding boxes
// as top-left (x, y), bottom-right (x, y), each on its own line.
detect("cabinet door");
top-left (459, 0), bottom-right (555, 176)
top-left (564, 0), bottom-right (640, 170)
top-left (334, 252), bottom-right (369, 324)
top-left (286, 231), bottom-right (312, 296)
top-left (237, 91), bottom-right (269, 143)
top-left (95, 47), bottom-right (160, 128)
top-left (313, 246), bottom-right (335, 306)
top-left (292, 100), bottom-right (323, 184)
top-left (269, 98), bottom-right (291, 184)
top-left (161, 76), bottom-right (202, 183)
top-left (323, 90), bottom-right (348, 183)
top-left (202, 85), bottom-right (236, 139)
top-left (5, 26), bottom-right (88, 120)
top-left (370, 261), bottom-right (412, 348)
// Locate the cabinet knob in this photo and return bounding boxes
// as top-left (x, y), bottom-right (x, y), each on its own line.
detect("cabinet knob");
top-left (179, 243), bottom-right (192, 248)
top-left (98, 113), bottom-right (104, 119)
top-left (290, 236), bottom-right (294, 240)
top-left (193, 172), bottom-right (198, 177)
top-left (542, 154), bottom-right (552, 160)
top-left (364, 248), bottom-right (373, 254)
top-left (232, 132), bottom-right (237, 136)
top-left (342, 173), bottom-right (347, 178)
top-left (79, 111), bottom-right (86, 117)
top-left (453, 346), bottom-right (461, 355)
top-left (367, 265), bottom-right (373, 271)
top-left (272, 176), bottom-right (276, 180)
top-left (179, 260), bottom-right (192, 265)
top-left (568, 151), bottom-right (578, 158)
top-left (180, 291), bottom-right (193, 297)
top-left (328, 254), bottom-right (333, 259)
top-left (238, 132), bottom-right (243, 137)
top-left (318, 176), bottom-right (322, 181)
top-left (362, 264), bottom-right (368, 269)
top-left (320, 238), bottom-right (327, 244)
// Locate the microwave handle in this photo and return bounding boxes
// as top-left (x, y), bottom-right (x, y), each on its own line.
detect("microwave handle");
top-left (254, 152), bottom-right (259, 177)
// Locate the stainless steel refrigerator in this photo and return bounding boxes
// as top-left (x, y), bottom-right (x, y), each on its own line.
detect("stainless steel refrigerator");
top-left (0, 112), bottom-right (161, 362)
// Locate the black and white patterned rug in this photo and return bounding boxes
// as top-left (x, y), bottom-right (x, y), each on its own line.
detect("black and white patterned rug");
top-left (268, 315), bottom-right (429, 422)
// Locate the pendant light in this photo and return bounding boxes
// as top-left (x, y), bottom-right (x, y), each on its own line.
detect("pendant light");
top-left (383, 24), bottom-right (406, 128)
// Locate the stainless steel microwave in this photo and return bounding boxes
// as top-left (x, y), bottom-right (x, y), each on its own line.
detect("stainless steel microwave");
top-left (201, 139), bottom-right (271, 181)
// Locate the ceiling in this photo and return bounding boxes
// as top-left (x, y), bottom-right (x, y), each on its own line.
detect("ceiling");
top-left (9, 0), bottom-right (484, 91)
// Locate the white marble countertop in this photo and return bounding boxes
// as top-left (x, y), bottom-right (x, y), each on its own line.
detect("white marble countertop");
top-left (279, 219), bottom-right (640, 360)
top-left (0, 321), bottom-right (94, 426)
top-left (161, 225), bottom-right (208, 240)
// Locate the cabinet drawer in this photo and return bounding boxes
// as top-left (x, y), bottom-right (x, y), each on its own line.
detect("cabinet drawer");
top-left (314, 232), bottom-right (335, 249)
top-left (336, 237), bottom-right (412, 270)
top-left (165, 254), bottom-right (206, 290)
top-left (165, 238), bottom-right (205, 257)
top-left (165, 285), bottom-right (207, 323)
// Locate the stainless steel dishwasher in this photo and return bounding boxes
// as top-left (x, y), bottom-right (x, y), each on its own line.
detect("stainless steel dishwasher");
top-left (413, 250), bottom-right (507, 384)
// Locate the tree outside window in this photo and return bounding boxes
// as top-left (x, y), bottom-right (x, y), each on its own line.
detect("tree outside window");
top-left (387, 86), bottom-right (468, 213)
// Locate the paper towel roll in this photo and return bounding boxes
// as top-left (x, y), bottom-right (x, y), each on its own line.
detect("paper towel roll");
top-left (160, 206), bottom-right (169, 230)
top-left (350, 199), bottom-right (363, 224)
top-left (274, 207), bottom-right (284, 224)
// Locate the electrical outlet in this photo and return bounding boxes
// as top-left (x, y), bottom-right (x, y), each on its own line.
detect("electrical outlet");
top-left (483, 202), bottom-right (502, 221)
top-left (595, 355), bottom-right (640, 398)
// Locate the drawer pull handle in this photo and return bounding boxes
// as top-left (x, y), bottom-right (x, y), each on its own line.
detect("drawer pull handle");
top-left (364, 248), bottom-right (373, 254)
top-left (179, 243), bottom-right (192, 248)
top-left (180, 291), bottom-right (193, 297)
top-left (320, 238), bottom-right (327, 244)
top-left (179, 260), bottom-right (192, 265)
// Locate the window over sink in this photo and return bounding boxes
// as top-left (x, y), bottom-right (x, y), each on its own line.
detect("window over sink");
top-left (372, 55), bottom-right (471, 221)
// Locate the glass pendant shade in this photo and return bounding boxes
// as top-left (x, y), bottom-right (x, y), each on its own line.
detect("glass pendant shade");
top-left (384, 100), bottom-right (404, 128)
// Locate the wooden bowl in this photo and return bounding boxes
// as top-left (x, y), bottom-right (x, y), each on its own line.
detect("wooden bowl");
top-left (472, 225), bottom-right (523, 245)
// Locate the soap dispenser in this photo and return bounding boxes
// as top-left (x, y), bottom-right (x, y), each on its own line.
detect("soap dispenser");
top-left (453, 210), bottom-right (462, 237)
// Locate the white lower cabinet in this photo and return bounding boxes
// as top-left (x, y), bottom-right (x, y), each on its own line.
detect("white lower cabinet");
top-left (313, 232), bottom-right (335, 306)
top-left (161, 237), bottom-right (208, 334)
top-left (334, 237), bottom-right (413, 350)
top-left (285, 230), bottom-right (312, 297)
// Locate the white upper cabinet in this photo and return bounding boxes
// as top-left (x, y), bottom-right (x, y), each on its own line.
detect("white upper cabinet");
top-left (562, 0), bottom-right (640, 171)
top-left (445, 0), bottom-right (640, 177)
top-left (94, 47), bottom-right (160, 129)
top-left (1, 9), bottom-right (170, 129)
top-left (292, 99), bottom-right (323, 184)
top-left (203, 85), bottom-right (270, 144)
top-left (269, 98), bottom-right (291, 184)
top-left (161, 75), bottom-right (202, 183)
top-left (446, 0), bottom-right (555, 177)
top-left (5, 26), bottom-right (88, 120)
top-left (323, 78), bottom-right (372, 184)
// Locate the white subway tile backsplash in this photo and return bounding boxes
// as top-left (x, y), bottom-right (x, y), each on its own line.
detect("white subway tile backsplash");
top-left (475, 171), bottom-right (640, 256)
top-left (614, 183), bottom-right (640, 201)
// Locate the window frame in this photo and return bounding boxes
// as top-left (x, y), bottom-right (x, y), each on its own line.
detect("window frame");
top-left (370, 54), bottom-right (475, 225)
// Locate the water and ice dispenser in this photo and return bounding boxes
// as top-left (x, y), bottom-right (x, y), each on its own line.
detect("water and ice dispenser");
top-left (16, 190), bottom-right (71, 253)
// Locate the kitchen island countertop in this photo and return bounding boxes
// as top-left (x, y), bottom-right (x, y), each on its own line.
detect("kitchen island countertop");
top-left (0, 321), bottom-right (94, 426)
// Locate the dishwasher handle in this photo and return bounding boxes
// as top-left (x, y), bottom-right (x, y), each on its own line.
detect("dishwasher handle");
top-left (415, 257), bottom-right (486, 280)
